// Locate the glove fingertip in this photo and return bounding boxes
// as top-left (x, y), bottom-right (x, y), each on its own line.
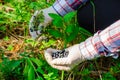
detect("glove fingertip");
top-left (52, 58), bottom-right (68, 65)
top-left (52, 65), bottom-right (71, 71)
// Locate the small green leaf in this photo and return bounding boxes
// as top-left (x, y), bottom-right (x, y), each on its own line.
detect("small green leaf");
top-left (10, 60), bottom-right (22, 71)
top-left (103, 72), bottom-right (116, 80)
top-left (37, 67), bottom-right (44, 74)
top-left (66, 26), bottom-right (79, 43)
top-left (0, 26), bottom-right (6, 31)
top-left (65, 24), bottom-right (74, 33)
top-left (66, 33), bottom-right (76, 43)
top-left (7, 45), bottom-right (13, 51)
top-left (28, 66), bottom-right (35, 80)
top-left (81, 69), bottom-right (90, 76)
top-left (49, 13), bottom-right (63, 27)
top-left (49, 13), bottom-right (62, 21)
top-left (53, 20), bottom-right (63, 27)
top-left (3, 36), bottom-right (9, 41)
top-left (30, 58), bottom-right (43, 67)
top-left (29, 2), bottom-right (38, 9)
top-left (23, 61), bottom-right (29, 76)
top-left (48, 29), bottom-right (62, 38)
top-left (39, 40), bottom-right (56, 50)
top-left (35, 76), bottom-right (44, 80)
top-left (63, 11), bottom-right (76, 22)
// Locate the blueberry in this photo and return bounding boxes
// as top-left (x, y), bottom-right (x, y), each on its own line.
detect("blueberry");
top-left (52, 50), bottom-right (69, 59)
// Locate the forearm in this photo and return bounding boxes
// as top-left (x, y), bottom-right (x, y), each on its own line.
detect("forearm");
top-left (52, 0), bottom-right (89, 16)
top-left (79, 20), bottom-right (120, 59)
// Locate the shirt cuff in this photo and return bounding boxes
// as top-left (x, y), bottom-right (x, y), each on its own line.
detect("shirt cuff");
top-left (99, 20), bottom-right (120, 58)
top-left (52, 0), bottom-right (88, 16)
top-left (79, 35), bottom-right (100, 60)
top-left (79, 20), bottom-right (120, 60)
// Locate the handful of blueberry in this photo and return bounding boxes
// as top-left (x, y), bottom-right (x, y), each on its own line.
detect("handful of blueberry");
top-left (52, 50), bottom-right (69, 59)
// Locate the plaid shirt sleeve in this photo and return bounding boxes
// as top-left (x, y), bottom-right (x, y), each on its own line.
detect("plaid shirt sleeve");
top-left (52, 0), bottom-right (89, 16)
top-left (79, 20), bottom-right (120, 60)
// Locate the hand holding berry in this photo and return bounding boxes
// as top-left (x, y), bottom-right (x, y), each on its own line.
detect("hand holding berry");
top-left (44, 44), bottom-right (86, 71)
top-left (29, 6), bottom-right (57, 39)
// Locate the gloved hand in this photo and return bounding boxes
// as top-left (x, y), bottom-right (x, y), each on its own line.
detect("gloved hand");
top-left (29, 6), bottom-right (57, 39)
top-left (44, 44), bottom-right (88, 71)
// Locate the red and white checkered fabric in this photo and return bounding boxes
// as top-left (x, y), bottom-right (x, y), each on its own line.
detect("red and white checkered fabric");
top-left (79, 20), bottom-right (120, 59)
top-left (52, 0), bottom-right (88, 16)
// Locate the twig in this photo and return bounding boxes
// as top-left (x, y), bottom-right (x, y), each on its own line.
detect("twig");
top-left (7, 31), bottom-right (19, 40)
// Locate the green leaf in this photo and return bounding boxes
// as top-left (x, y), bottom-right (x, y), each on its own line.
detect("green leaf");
top-left (35, 76), bottom-right (44, 80)
top-left (36, 67), bottom-right (44, 74)
top-left (28, 66), bottom-right (35, 80)
top-left (52, 20), bottom-right (63, 27)
top-left (3, 36), bottom-right (9, 41)
top-left (40, 40), bottom-right (56, 50)
top-left (29, 2), bottom-right (38, 9)
top-left (49, 13), bottom-right (63, 27)
top-left (23, 61), bottom-right (29, 77)
top-left (7, 45), bottom-right (13, 51)
top-left (0, 26), bottom-right (6, 31)
top-left (66, 26), bottom-right (79, 43)
top-left (10, 60), bottom-right (22, 71)
top-left (103, 72), bottom-right (116, 80)
top-left (49, 13), bottom-right (62, 21)
top-left (0, 59), bottom-right (22, 73)
top-left (65, 24), bottom-right (74, 33)
top-left (30, 58), bottom-right (43, 67)
top-left (66, 32), bottom-right (76, 43)
top-left (63, 11), bottom-right (76, 22)
top-left (48, 29), bottom-right (62, 38)
top-left (82, 76), bottom-right (93, 80)
top-left (81, 69), bottom-right (90, 76)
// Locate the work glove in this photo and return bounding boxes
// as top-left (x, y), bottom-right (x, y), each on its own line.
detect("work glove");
top-left (44, 44), bottom-right (90, 71)
top-left (29, 6), bottom-right (57, 39)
